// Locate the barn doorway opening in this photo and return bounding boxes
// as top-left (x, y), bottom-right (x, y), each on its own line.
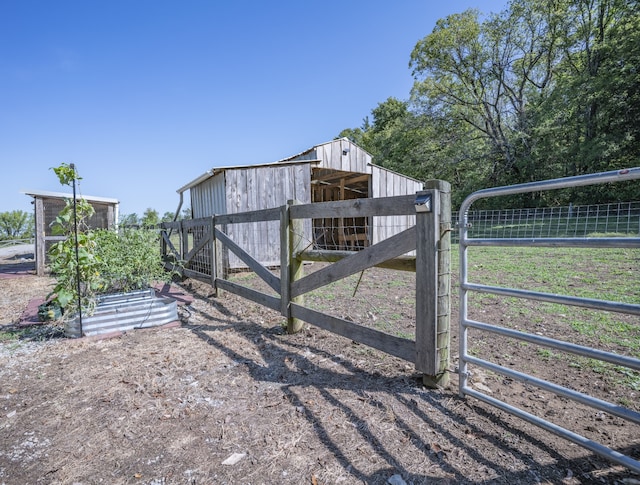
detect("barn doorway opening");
top-left (311, 167), bottom-right (371, 250)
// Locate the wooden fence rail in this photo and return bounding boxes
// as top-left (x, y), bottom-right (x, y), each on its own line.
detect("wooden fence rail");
top-left (160, 181), bottom-right (452, 387)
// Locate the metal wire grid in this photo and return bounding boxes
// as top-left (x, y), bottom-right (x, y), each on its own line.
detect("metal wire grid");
top-left (453, 201), bottom-right (640, 241)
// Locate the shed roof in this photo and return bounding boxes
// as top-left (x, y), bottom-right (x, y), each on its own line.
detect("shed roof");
top-left (22, 189), bottom-right (119, 205)
top-left (177, 159), bottom-right (319, 194)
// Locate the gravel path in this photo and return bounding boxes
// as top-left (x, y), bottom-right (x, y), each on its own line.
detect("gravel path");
top-left (0, 244), bottom-right (34, 259)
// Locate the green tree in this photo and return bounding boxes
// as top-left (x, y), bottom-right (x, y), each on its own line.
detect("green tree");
top-left (410, 3), bottom-right (558, 186)
top-left (141, 208), bottom-right (159, 228)
top-left (0, 210), bottom-right (34, 240)
top-left (119, 213), bottom-right (139, 227)
top-left (161, 211), bottom-right (175, 222)
top-left (337, 126), bottom-right (367, 147)
top-left (339, 0), bottom-right (640, 207)
top-left (536, 0), bottom-right (640, 201)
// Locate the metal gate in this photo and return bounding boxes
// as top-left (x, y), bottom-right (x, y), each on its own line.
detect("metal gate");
top-left (458, 167), bottom-right (640, 473)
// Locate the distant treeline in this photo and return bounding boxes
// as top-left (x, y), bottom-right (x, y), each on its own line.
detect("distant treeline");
top-left (119, 207), bottom-right (192, 228)
top-left (0, 210), bottom-right (33, 240)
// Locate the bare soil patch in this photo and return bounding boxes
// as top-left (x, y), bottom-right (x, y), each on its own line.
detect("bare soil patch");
top-left (0, 251), bottom-right (639, 484)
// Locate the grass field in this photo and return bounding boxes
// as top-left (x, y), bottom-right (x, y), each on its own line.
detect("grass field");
top-left (228, 244), bottom-right (639, 358)
top-left (460, 245), bottom-right (640, 392)
top-left (461, 246), bottom-right (640, 342)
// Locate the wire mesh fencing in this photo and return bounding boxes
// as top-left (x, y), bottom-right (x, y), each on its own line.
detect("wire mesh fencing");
top-left (453, 201), bottom-right (640, 242)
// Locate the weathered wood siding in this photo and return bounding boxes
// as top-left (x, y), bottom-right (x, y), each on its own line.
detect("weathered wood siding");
top-left (190, 163), bottom-right (312, 269)
top-left (289, 138), bottom-right (372, 173)
top-left (32, 194), bottom-right (117, 276)
top-left (371, 165), bottom-right (424, 248)
top-left (186, 139), bottom-right (423, 267)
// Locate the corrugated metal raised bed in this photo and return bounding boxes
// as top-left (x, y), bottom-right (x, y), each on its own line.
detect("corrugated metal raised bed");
top-left (64, 288), bottom-right (178, 338)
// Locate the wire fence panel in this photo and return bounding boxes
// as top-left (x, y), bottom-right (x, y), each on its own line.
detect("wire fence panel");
top-left (452, 201), bottom-right (640, 242)
top-left (188, 223), bottom-right (214, 277)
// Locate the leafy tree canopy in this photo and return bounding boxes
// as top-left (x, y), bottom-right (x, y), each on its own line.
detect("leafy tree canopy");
top-left (0, 210), bottom-right (34, 240)
top-left (339, 0), bottom-right (640, 208)
top-left (141, 208), bottom-right (159, 227)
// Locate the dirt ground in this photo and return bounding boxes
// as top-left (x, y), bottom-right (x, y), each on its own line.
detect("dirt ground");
top-left (0, 249), bottom-right (639, 484)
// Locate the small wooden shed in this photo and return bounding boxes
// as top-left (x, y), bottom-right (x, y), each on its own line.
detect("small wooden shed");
top-left (23, 190), bottom-right (119, 275)
top-left (177, 138), bottom-right (424, 269)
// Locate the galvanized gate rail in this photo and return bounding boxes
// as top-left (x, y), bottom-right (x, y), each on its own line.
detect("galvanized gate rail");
top-left (458, 167), bottom-right (640, 473)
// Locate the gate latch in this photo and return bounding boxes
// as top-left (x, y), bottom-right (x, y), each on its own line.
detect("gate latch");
top-left (415, 193), bottom-right (432, 213)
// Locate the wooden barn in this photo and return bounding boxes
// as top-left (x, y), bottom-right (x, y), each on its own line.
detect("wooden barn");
top-left (177, 138), bottom-right (424, 269)
top-left (23, 190), bottom-right (119, 276)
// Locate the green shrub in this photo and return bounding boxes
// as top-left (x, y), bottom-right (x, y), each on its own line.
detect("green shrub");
top-left (93, 228), bottom-right (170, 294)
top-left (46, 163), bottom-right (175, 318)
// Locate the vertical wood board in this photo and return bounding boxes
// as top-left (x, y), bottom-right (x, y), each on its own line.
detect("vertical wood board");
top-left (192, 164), bottom-right (312, 269)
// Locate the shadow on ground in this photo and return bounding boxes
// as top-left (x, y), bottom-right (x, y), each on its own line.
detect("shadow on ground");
top-left (180, 283), bottom-right (637, 484)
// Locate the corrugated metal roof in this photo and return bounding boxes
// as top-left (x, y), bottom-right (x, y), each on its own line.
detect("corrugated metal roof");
top-left (22, 189), bottom-right (119, 204)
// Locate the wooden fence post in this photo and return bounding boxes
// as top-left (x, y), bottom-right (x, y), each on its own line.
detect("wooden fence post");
top-left (210, 216), bottom-right (218, 296)
top-left (180, 220), bottom-right (188, 262)
top-left (35, 197), bottom-right (46, 276)
top-left (281, 200), bottom-right (304, 333)
top-left (431, 180), bottom-right (452, 388)
top-left (160, 223), bottom-right (167, 258)
top-left (415, 180), bottom-right (451, 388)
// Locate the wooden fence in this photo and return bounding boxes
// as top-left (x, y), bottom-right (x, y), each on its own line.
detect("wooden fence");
top-left (160, 181), bottom-right (452, 387)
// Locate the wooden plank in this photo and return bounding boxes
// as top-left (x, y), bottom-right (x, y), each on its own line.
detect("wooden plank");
top-left (300, 250), bottom-right (416, 272)
top-left (247, 167), bottom-right (259, 269)
top-left (290, 201), bottom-right (305, 332)
top-left (182, 217), bottom-right (211, 229)
top-left (43, 235), bottom-right (66, 242)
top-left (216, 279), bottom-right (281, 312)
top-left (35, 197), bottom-right (45, 275)
top-left (263, 170), bottom-right (277, 266)
top-left (344, 173), bottom-right (370, 185)
top-left (290, 303), bottom-right (415, 362)
top-left (214, 227), bottom-right (280, 293)
top-left (312, 169), bottom-right (349, 183)
top-left (280, 201), bottom-right (305, 332)
top-left (161, 230), bottom-right (180, 259)
top-left (214, 206), bottom-right (281, 224)
top-left (415, 190), bottom-right (439, 377)
top-left (312, 171), bottom-right (369, 186)
top-left (291, 194), bottom-right (416, 220)
top-left (180, 220), bottom-right (188, 260)
top-left (161, 221), bottom-right (181, 230)
top-left (280, 204), bottom-right (291, 318)
top-left (291, 227), bottom-right (416, 298)
top-left (209, 217), bottom-right (217, 293)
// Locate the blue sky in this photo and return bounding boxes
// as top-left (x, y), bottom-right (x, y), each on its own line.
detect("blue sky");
top-left (1, 0), bottom-right (504, 218)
